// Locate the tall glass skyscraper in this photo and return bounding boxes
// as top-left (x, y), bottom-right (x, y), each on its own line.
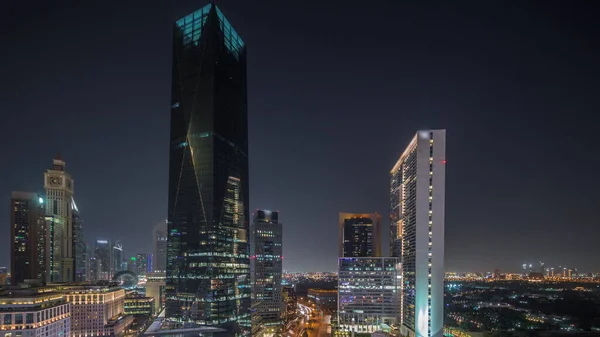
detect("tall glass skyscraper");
top-left (166, 2), bottom-right (250, 335)
top-left (390, 130), bottom-right (446, 337)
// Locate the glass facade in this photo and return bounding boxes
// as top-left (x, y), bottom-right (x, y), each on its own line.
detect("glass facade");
top-left (250, 211), bottom-right (283, 329)
top-left (390, 130), bottom-right (446, 337)
top-left (338, 257), bottom-right (400, 333)
top-left (338, 213), bottom-right (382, 258)
top-left (72, 200), bottom-right (87, 282)
top-left (166, 3), bottom-right (250, 335)
top-left (10, 192), bottom-right (46, 284)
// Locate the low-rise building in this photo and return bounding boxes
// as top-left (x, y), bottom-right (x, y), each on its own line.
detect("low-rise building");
top-left (0, 287), bottom-right (71, 337)
top-left (53, 284), bottom-right (129, 337)
top-left (308, 288), bottom-right (337, 310)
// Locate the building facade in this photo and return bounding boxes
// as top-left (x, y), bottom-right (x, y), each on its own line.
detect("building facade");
top-left (307, 289), bottom-right (337, 311)
top-left (93, 240), bottom-right (111, 281)
top-left (338, 213), bottom-right (382, 258)
top-left (250, 210), bottom-right (283, 331)
top-left (112, 242), bottom-right (124, 275)
top-left (56, 285), bottom-right (128, 337)
top-left (154, 220), bottom-right (168, 272)
top-left (72, 200), bottom-right (86, 282)
top-left (145, 272), bottom-right (166, 314)
top-left (337, 257), bottom-right (400, 333)
top-left (10, 192), bottom-right (46, 284)
top-left (0, 288), bottom-right (71, 337)
top-left (281, 286), bottom-right (297, 324)
top-left (165, 3), bottom-right (250, 334)
top-left (124, 295), bottom-right (154, 316)
top-left (44, 156), bottom-right (75, 283)
top-left (390, 130), bottom-right (446, 337)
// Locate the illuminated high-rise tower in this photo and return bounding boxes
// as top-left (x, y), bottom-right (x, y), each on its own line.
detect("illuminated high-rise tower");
top-left (166, 2), bottom-right (250, 334)
top-left (44, 155), bottom-right (75, 282)
top-left (390, 130), bottom-right (446, 337)
top-left (250, 210), bottom-right (283, 332)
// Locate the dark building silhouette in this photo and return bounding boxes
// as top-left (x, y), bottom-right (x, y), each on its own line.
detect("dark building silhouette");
top-left (166, 2), bottom-right (250, 334)
top-left (338, 213), bottom-right (382, 257)
top-left (10, 192), bottom-right (46, 284)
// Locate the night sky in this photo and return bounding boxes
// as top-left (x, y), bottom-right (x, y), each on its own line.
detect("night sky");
top-left (1, 0), bottom-right (599, 273)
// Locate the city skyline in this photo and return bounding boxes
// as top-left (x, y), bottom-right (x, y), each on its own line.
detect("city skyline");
top-left (1, 0), bottom-right (600, 273)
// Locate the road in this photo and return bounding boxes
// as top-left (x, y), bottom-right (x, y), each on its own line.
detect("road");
top-left (297, 302), bottom-right (331, 337)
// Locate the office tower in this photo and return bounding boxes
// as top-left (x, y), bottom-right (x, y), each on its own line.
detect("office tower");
top-left (0, 287), bottom-right (71, 337)
top-left (390, 130), bottom-right (446, 337)
top-left (55, 284), bottom-right (131, 337)
top-left (154, 220), bottom-right (168, 272)
top-left (112, 241), bottom-right (124, 275)
top-left (338, 213), bottom-right (382, 258)
top-left (135, 253), bottom-right (148, 275)
top-left (250, 210), bottom-right (283, 331)
top-left (10, 192), bottom-right (46, 284)
top-left (94, 239), bottom-right (111, 280)
top-left (166, 2), bottom-right (250, 333)
top-left (338, 257), bottom-right (401, 333)
top-left (72, 199), bottom-right (86, 282)
top-left (44, 155), bottom-right (75, 282)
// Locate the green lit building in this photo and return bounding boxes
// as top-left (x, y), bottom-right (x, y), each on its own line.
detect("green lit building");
top-left (165, 2), bottom-right (250, 335)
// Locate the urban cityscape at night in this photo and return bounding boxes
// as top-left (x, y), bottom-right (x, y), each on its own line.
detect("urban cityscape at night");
top-left (1, 1), bottom-right (599, 337)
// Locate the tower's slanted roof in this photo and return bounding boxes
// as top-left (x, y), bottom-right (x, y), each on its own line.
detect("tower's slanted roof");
top-left (175, 3), bottom-right (245, 59)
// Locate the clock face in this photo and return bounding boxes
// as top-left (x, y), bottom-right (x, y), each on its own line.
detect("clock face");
top-left (48, 176), bottom-right (61, 185)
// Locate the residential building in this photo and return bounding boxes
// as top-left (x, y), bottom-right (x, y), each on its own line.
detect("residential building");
top-left (390, 130), bottom-right (446, 337)
top-left (0, 287), bottom-right (71, 337)
top-left (251, 210), bottom-right (283, 331)
top-left (10, 192), bottom-right (46, 284)
top-left (338, 213), bottom-right (382, 258)
top-left (337, 257), bottom-right (401, 333)
top-left (44, 155), bottom-right (75, 282)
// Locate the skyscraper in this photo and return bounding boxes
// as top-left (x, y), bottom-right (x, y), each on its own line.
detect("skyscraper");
top-left (338, 213), bottom-right (382, 258)
top-left (154, 220), bottom-right (167, 272)
top-left (112, 241), bottom-right (124, 275)
top-left (250, 210), bottom-right (283, 332)
top-left (94, 239), bottom-right (111, 281)
top-left (390, 130), bottom-right (446, 337)
top-left (72, 198), bottom-right (87, 282)
top-left (44, 155), bottom-right (75, 282)
top-left (166, 2), bottom-right (250, 333)
top-left (10, 192), bottom-right (46, 284)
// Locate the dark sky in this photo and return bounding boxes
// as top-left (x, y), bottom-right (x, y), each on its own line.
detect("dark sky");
top-left (1, 0), bottom-right (599, 273)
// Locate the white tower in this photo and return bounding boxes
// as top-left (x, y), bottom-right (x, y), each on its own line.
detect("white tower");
top-left (44, 154), bottom-right (74, 282)
top-left (391, 130), bottom-right (446, 337)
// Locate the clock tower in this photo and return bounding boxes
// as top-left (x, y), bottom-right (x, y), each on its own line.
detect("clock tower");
top-left (44, 154), bottom-right (74, 282)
